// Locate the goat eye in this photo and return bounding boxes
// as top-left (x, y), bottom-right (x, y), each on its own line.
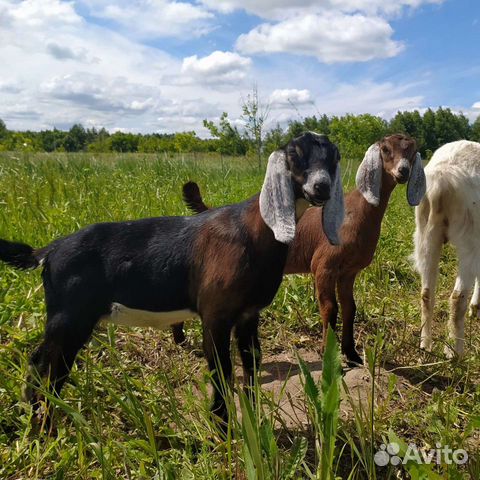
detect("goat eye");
top-left (381, 146), bottom-right (390, 155)
top-left (287, 148), bottom-right (298, 159)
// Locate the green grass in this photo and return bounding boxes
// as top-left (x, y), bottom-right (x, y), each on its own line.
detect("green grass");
top-left (0, 151), bottom-right (479, 479)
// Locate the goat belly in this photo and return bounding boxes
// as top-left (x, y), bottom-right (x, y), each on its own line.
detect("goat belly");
top-left (102, 303), bottom-right (198, 329)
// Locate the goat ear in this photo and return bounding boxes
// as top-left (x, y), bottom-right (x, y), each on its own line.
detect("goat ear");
top-left (322, 165), bottom-right (345, 245)
top-left (407, 152), bottom-right (426, 206)
top-left (355, 144), bottom-right (382, 206)
top-left (259, 150), bottom-right (296, 244)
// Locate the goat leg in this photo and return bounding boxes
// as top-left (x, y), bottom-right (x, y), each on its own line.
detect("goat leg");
top-left (317, 278), bottom-right (339, 354)
top-left (469, 278), bottom-right (480, 319)
top-left (235, 310), bottom-right (261, 404)
top-left (172, 322), bottom-right (186, 345)
top-left (337, 273), bottom-right (362, 366)
top-left (202, 317), bottom-right (234, 431)
top-left (446, 258), bottom-right (475, 358)
top-left (24, 309), bottom-right (96, 430)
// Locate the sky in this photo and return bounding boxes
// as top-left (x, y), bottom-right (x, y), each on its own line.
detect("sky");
top-left (1, 0), bottom-right (479, 135)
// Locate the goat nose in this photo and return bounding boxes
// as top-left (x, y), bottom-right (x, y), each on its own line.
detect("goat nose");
top-left (313, 182), bottom-right (330, 200)
top-left (398, 166), bottom-right (410, 177)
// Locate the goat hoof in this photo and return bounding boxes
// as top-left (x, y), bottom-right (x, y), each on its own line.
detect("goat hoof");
top-left (420, 338), bottom-right (433, 352)
top-left (210, 406), bottom-right (229, 439)
top-left (443, 344), bottom-right (463, 360)
top-left (470, 304), bottom-right (480, 320)
top-left (172, 325), bottom-right (187, 345)
top-left (29, 404), bottom-right (56, 435)
top-left (345, 350), bottom-right (363, 368)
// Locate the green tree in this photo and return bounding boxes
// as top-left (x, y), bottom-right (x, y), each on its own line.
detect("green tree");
top-left (434, 107), bottom-right (470, 146)
top-left (203, 112), bottom-right (247, 156)
top-left (87, 128), bottom-right (111, 152)
top-left (241, 85), bottom-right (270, 166)
top-left (63, 124), bottom-right (88, 152)
top-left (110, 132), bottom-right (139, 152)
top-left (174, 131), bottom-right (201, 153)
top-left (263, 124), bottom-right (287, 155)
top-left (329, 114), bottom-right (388, 160)
top-left (0, 119), bottom-right (7, 140)
top-left (286, 120), bottom-right (306, 139)
top-left (304, 114), bottom-right (331, 135)
top-left (454, 112), bottom-right (471, 139)
top-left (1, 132), bottom-right (38, 151)
top-left (422, 108), bottom-right (437, 156)
top-left (286, 115), bottom-right (331, 142)
top-left (40, 128), bottom-right (67, 152)
top-left (471, 115), bottom-right (480, 142)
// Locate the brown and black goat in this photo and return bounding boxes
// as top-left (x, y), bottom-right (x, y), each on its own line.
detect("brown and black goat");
top-left (0, 132), bottom-right (345, 427)
top-left (175, 134), bottom-right (426, 366)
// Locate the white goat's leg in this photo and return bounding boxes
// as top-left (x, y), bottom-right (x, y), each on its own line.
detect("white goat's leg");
top-left (469, 278), bottom-right (480, 319)
top-left (416, 222), bottom-right (443, 352)
top-left (446, 260), bottom-right (475, 358)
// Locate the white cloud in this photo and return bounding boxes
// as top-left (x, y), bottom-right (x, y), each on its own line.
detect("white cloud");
top-left (0, 0), bottom-right (218, 131)
top-left (0, 81), bottom-right (23, 94)
top-left (200, 0), bottom-right (443, 20)
top-left (472, 101), bottom-right (480, 109)
top-left (40, 73), bottom-right (161, 114)
top-left (236, 13), bottom-right (403, 63)
top-left (1, 0), bottom-right (81, 27)
top-left (46, 42), bottom-right (91, 62)
top-left (270, 89), bottom-right (312, 107)
top-left (79, 0), bottom-right (214, 39)
top-left (0, 0), bottom-right (461, 136)
top-left (265, 80), bottom-right (425, 129)
top-left (181, 51), bottom-right (252, 84)
top-left (313, 81), bottom-right (424, 118)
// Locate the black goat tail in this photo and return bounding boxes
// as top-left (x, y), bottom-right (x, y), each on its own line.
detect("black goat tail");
top-left (0, 239), bottom-right (40, 269)
top-left (182, 181), bottom-right (209, 214)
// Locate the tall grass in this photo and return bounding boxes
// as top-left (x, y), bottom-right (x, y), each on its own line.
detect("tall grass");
top-left (0, 151), bottom-right (478, 478)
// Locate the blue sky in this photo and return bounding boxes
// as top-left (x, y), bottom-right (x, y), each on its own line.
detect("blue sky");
top-left (1, 0), bottom-right (479, 134)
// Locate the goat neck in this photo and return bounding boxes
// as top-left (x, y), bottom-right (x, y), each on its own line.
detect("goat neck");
top-left (246, 194), bottom-right (290, 252)
top-left (360, 167), bottom-right (397, 218)
top-left (284, 167), bottom-right (397, 274)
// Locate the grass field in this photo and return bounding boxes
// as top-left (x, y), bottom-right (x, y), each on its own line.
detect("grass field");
top-left (0, 151), bottom-right (478, 479)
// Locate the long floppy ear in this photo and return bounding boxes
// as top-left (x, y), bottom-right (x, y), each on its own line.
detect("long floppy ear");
top-left (355, 143), bottom-right (382, 206)
top-left (259, 150), bottom-right (296, 244)
top-left (407, 152), bottom-right (426, 206)
top-left (322, 165), bottom-right (345, 245)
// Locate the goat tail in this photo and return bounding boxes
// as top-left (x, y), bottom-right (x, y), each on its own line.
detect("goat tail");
top-left (182, 181), bottom-right (209, 214)
top-left (0, 239), bottom-right (41, 270)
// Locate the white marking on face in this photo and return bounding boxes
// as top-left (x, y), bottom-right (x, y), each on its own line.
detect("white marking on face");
top-left (102, 303), bottom-right (198, 329)
top-left (394, 158), bottom-right (410, 177)
top-left (303, 171), bottom-right (330, 197)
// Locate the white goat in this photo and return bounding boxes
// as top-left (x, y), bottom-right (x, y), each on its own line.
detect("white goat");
top-left (413, 140), bottom-right (480, 357)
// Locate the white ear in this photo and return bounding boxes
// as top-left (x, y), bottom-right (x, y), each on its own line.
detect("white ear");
top-left (322, 165), bottom-right (345, 245)
top-left (407, 152), bottom-right (426, 206)
top-left (259, 150), bottom-right (296, 244)
top-left (355, 144), bottom-right (382, 206)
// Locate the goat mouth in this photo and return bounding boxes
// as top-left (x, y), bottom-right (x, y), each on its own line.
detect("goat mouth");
top-left (303, 192), bottom-right (327, 207)
top-left (394, 174), bottom-right (408, 184)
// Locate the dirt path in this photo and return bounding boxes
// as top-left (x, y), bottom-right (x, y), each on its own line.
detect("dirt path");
top-left (233, 348), bottom-right (409, 428)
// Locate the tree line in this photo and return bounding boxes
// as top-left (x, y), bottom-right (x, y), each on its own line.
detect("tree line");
top-left (1, 107), bottom-right (479, 160)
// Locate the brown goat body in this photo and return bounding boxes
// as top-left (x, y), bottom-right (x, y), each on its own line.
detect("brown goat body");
top-left (0, 132), bottom-right (345, 430)
top-left (178, 134), bottom-right (425, 366)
